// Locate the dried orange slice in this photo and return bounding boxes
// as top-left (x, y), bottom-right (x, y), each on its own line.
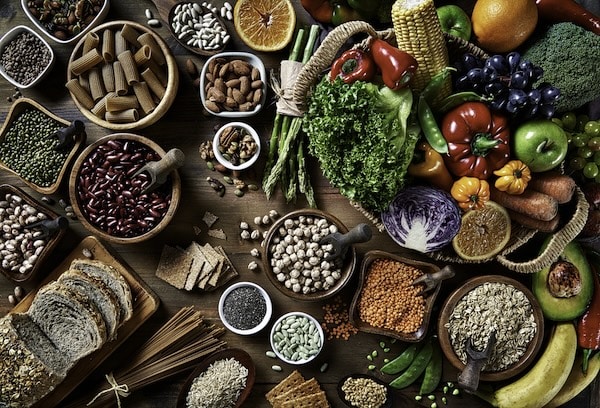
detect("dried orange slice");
top-left (233, 0), bottom-right (296, 52)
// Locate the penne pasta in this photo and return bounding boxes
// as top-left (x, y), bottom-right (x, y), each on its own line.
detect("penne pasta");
top-left (132, 82), bottom-right (156, 115)
top-left (105, 95), bottom-right (140, 112)
top-left (101, 63), bottom-right (115, 92)
top-left (134, 45), bottom-right (152, 66)
top-left (88, 68), bottom-right (105, 102)
top-left (114, 30), bottom-right (128, 56)
top-left (141, 67), bottom-right (165, 99)
top-left (66, 78), bottom-right (95, 110)
top-left (71, 48), bottom-right (103, 76)
top-left (105, 108), bottom-right (139, 123)
top-left (82, 32), bottom-right (100, 54)
top-left (101, 29), bottom-right (115, 63)
top-left (137, 33), bottom-right (165, 66)
top-left (113, 61), bottom-right (128, 96)
top-left (120, 24), bottom-right (141, 48)
top-left (116, 50), bottom-right (140, 85)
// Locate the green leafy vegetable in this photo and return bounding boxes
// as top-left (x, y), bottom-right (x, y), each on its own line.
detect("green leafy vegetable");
top-left (303, 77), bottom-right (417, 211)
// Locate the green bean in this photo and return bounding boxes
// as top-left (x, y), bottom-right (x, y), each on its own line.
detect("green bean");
top-left (420, 66), bottom-right (456, 105)
top-left (389, 339), bottom-right (433, 389)
top-left (380, 343), bottom-right (421, 375)
top-left (418, 96), bottom-right (448, 154)
top-left (437, 91), bottom-right (491, 113)
top-left (419, 338), bottom-right (443, 395)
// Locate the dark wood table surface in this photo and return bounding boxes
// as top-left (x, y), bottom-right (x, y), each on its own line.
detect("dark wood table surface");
top-left (0, 1), bottom-right (597, 407)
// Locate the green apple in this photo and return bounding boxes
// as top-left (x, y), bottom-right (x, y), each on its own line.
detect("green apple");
top-left (513, 120), bottom-right (569, 172)
top-left (436, 5), bottom-right (472, 41)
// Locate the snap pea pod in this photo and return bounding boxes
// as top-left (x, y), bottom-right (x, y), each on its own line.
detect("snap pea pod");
top-left (418, 95), bottom-right (448, 154)
top-left (419, 338), bottom-right (443, 395)
top-left (380, 343), bottom-right (421, 375)
top-left (437, 91), bottom-right (492, 113)
top-left (389, 339), bottom-right (434, 389)
top-left (420, 66), bottom-right (456, 105)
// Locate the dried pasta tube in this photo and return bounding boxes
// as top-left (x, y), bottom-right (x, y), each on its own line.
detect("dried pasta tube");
top-left (88, 68), bottom-right (105, 102)
top-left (114, 30), bottom-right (128, 55)
top-left (133, 81), bottom-right (156, 114)
top-left (101, 29), bottom-right (115, 62)
top-left (120, 23), bottom-right (141, 47)
top-left (78, 73), bottom-right (90, 93)
top-left (82, 32), bottom-right (100, 54)
top-left (101, 63), bottom-right (115, 92)
top-left (137, 33), bottom-right (165, 66)
top-left (66, 78), bottom-right (95, 110)
top-left (141, 67), bottom-right (165, 99)
top-left (134, 45), bottom-right (152, 66)
top-left (117, 50), bottom-right (139, 85)
top-left (113, 61), bottom-right (128, 96)
top-left (105, 95), bottom-right (140, 112)
top-left (71, 48), bottom-right (103, 76)
top-left (142, 59), bottom-right (167, 87)
top-left (105, 108), bottom-right (139, 123)
top-left (90, 91), bottom-right (116, 118)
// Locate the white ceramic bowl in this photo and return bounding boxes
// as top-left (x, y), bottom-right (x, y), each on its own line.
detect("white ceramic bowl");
top-left (0, 26), bottom-right (55, 89)
top-left (218, 282), bottom-right (273, 335)
top-left (212, 122), bottom-right (261, 171)
top-left (270, 312), bottom-right (324, 365)
top-left (200, 51), bottom-right (267, 118)
top-left (21, 0), bottom-right (110, 45)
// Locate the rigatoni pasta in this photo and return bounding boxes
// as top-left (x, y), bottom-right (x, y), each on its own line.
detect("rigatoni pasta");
top-left (134, 45), bottom-right (152, 66)
top-left (141, 67), bottom-right (165, 99)
top-left (105, 109), bottom-right (139, 123)
top-left (82, 32), bottom-right (100, 54)
top-left (70, 48), bottom-right (103, 76)
top-left (66, 78), bottom-right (95, 110)
top-left (113, 61), bottom-right (128, 96)
top-left (132, 82), bottom-right (156, 115)
top-left (137, 33), bottom-right (165, 66)
top-left (101, 29), bottom-right (115, 63)
top-left (105, 95), bottom-right (140, 112)
top-left (116, 50), bottom-right (139, 85)
top-left (88, 68), bottom-right (105, 102)
top-left (101, 63), bottom-right (115, 92)
top-left (114, 30), bottom-right (128, 55)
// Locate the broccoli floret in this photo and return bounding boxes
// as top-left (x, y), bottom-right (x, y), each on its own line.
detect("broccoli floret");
top-left (521, 22), bottom-right (600, 113)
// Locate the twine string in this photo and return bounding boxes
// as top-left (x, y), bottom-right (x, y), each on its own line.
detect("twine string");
top-left (270, 60), bottom-right (305, 117)
top-left (87, 372), bottom-right (130, 408)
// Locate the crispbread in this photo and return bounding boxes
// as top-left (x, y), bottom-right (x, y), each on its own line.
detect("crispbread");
top-left (155, 245), bottom-right (194, 290)
top-left (197, 243), bottom-right (222, 289)
top-left (280, 390), bottom-right (330, 408)
top-left (272, 378), bottom-right (322, 408)
top-left (266, 370), bottom-right (305, 404)
top-left (183, 242), bottom-right (206, 291)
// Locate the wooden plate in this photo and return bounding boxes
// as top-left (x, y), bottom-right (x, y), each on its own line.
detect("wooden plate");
top-left (337, 373), bottom-right (393, 408)
top-left (176, 348), bottom-right (255, 408)
top-left (10, 235), bottom-right (160, 408)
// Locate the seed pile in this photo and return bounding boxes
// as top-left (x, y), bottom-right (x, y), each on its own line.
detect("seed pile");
top-left (221, 286), bottom-right (266, 330)
top-left (185, 357), bottom-right (248, 408)
top-left (321, 296), bottom-right (358, 340)
top-left (341, 377), bottom-right (387, 408)
top-left (170, 2), bottom-right (230, 51)
top-left (0, 32), bottom-right (51, 86)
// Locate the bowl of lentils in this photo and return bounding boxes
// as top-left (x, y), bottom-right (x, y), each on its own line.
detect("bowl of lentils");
top-left (0, 25), bottom-right (54, 89)
top-left (68, 133), bottom-right (181, 244)
top-left (261, 209), bottom-right (357, 301)
top-left (270, 311), bottom-right (324, 365)
top-left (218, 281), bottom-right (272, 335)
top-left (438, 275), bottom-right (545, 381)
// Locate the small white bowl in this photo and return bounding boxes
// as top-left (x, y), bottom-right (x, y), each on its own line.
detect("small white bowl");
top-left (218, 282), bottom-right (273, 335)
top-left (0, 26), bottom-right (54, 89)
top-left (270, 312), bottom-right (324, 365)
top-left (212, 122), bottom-right (261, 171)
top-left (200, 51), bottom-right (267, 118)
top-left (21, 0), bottom-right (110, 45)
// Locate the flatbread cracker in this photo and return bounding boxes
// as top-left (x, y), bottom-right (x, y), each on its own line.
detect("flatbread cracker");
top-left (197, 243), bottom-right (223, 289)
top-left (202, 211), bottom-right (219, 228)
top-left (155, 245), bottom-right (194, 290)
top-left (280, 391), bottom-right (330, 408)
top-left (272, 378), bottom-right (322, 408)
top-left (266, 370), bottom-right (305, 404)
top-left (205, 246), bottom-right (239, 291)
top-left (183, 242), bottom-right (206, 291)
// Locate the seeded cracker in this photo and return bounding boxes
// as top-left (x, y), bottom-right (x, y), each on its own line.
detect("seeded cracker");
top-left (272, 378), bottom-right (322, 408)
top-left (266, 370), bottom-right (305, 404)
top-left (183, 242), bottom-right (206, 291)
top-left (208, 228), bottom-right (227, 240)
top-left (155, 245), bottom-right (194, 290)
top-left (198, 243), bottom-right (223, 289)
top-left (281, 390), bottom-right (330, 408)
top-left (202, 211), bottom-right (219, 228)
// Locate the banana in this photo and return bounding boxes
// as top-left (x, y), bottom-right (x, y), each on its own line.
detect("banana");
top-left (546, 349), bottom-right (600, 408)
top-left (476, 322), bottom-right (578, 408)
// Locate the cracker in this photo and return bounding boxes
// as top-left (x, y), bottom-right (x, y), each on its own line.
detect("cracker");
top-left (272, 378), bottom-right (322, 408)
top-left (155, 245), bottom-right (194, 289)
top-left (266, 370), bottom-right (305, 404)
top-left (208, 228), bottom-right (227, 240)
top-left (197, 243), bottom-right (223, 289)
top-left (205, 246), bottom-right (239, 291)
top-left (183, 242), bottom-right (206, 291)
top-left (202, 211), bottom-right (219, 228)
top-left (280, 391), bottom-right (329, 408)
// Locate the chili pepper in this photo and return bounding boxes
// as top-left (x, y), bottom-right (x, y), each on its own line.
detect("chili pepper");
top-left (493, 160), bottom-right (531, 195)
top-left (419, 339), bottom-right (443, 395)
top-left (578, 250), bottom-right (600, 374)
top-left (380, 342), bottom-right (422, 375)
top-left (535, 0), bottom-right (600, 35)
top-left (369, 38), bottom-right (418, 90)
top-left (301, 0), bottom-right (334, 24)
top-left (408, 141), bottom-right (453, 191)
top-left (389, 338), bottom-right (433, 389)
top-left (418, 96), bottom-right (448, 154)
top-left (331, 2), bottom-right (364, 26)
top-left (437, 91), bottom-right (491, 114)
top-left (451, 176), bottom-right (491, 211)
top-left (441, 101), bottom-right (511, 179)
top-left (420, 66), bottom-right (456, 106)
top-left (329, 49), bottom-right (376, 84)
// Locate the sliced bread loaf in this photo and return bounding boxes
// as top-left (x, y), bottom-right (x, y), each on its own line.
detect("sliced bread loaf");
top-left (69, 258), bottom-right (134, 323)
top-left (58, 268), bottom-right (122, 340)
top-left (28, 280), bottom-right (107, 361)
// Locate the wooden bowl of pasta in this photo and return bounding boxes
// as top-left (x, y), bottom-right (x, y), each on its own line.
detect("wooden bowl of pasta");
top-left (66, 20), bottom-right (179, 130)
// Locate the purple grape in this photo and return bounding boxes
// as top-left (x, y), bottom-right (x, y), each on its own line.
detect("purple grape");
top-left (460, 53), bottom-right (481, 71)
top-left (508, 89), bottom-right (528, 107)
top-left (484, 81), bottom-right (504, 96)
top-left (530, 66), bottom-right (544, 82)
top-left (527, 89), bottom-right (542, 105)
top-left (506, 101), bottom-right (519, 113)
top-left (506, 52), bottom-right (521, 72)
top-left (540, 85), bottom-right (560, 103)
top-left (510, 71), bottom-right (529, 89)
top-left (485, 55), bottom-right (508, 74)
top-left (467, 68), bottom-right (483, 82)
top-left (538, 103), bottom-right (556, 118)
top-left (482, 66), bottom-right (498, 82)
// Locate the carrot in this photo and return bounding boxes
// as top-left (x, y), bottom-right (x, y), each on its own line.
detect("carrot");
top-left (528, 172), bottom-right (576, 204)
top-left (507, 209), bottom-right (560, 233)
top-left (490, 186), bottom-right (559, 221)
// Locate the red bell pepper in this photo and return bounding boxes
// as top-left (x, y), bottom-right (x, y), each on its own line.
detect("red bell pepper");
top-left (578, 250), bottom-right (600, 374)
top-left (369, 38), bottom-right (418, 90)
top-left (329, 49), bottom-right (376, 84)
top-left (441, 102), bottom-right (511, 179)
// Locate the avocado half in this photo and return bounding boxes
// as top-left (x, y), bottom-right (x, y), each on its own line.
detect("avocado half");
top-left (532, 240), bottom-right (594, 321)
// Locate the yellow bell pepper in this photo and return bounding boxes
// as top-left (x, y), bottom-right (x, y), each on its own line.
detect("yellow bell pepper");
top-left (451, 176), bottom-right (490, 211)
top-left (493, 160), bottom-right (531, 195)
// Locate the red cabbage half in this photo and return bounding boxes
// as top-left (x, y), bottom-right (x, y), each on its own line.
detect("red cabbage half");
top-left (382, 186), bottom-right (461, 253)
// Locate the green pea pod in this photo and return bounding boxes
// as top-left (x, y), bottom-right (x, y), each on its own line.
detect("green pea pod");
top-left (420, 66), bottom-right (456, 105)
top-left (380, 343), bottom-right (421, 375)
top-left (419, 339), bottom-right (443, 395)
top-left (389, 339), bottom-right (434, 389)
top-left (418, 96), bottom-right (448, 154)
top-left (437, 91), bottom-right (492, 113)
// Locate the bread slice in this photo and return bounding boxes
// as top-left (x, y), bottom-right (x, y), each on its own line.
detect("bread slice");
top-left (58, 268), bottom-right (122, 340)
top-left (68, 258), bottom-right (134, 324)
top-left (28, 280), bottom-right (107, 361)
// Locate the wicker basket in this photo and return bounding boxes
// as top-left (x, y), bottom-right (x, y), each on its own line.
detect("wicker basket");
top-left (293, 21), bottom-right (589, 273)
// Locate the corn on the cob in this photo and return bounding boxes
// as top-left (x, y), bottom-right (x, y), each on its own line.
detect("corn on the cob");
top-left (391, 0), bottom-right (451, 100)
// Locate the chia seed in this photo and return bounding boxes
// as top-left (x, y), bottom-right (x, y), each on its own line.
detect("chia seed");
top-left (222, 286), bottom-right (266, 330)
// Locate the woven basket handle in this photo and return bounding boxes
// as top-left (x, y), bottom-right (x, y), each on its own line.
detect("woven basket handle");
top-left (293, 21), bottom-right (394, 108)
top-left (496, 187), bottom-right (590, 273)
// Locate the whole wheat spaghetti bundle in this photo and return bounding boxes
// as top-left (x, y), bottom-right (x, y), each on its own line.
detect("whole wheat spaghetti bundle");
top-left (63, 307), bottom-right (226, 408)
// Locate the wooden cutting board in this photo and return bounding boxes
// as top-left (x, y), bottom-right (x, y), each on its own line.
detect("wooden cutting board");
top-left (11, 236), bottom-right (160, 408)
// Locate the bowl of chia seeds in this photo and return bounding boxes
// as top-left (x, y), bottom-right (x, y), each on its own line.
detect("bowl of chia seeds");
top-left (269, 311), bottom-right (324, 365)
top-left (0, 25), bottom-right (54, 89)
top-left (218, 281), bottom-right (273, 335)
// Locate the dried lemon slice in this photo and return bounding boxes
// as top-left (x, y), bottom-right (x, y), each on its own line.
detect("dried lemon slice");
top-left (452, 201), bottom-right (511, 261)
top-left (233, 0), bottom-right (296, 52)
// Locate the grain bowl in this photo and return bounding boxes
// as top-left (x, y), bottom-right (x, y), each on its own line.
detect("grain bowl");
top-left (218, 281), bottom-right (272, 335)
top-left (438, 275), bottom-right (545, 381)
top-left (212, 122), bottom-right (261, 171)
top-left (68, 133), bottom-right (181, 244)
top-left (269, 312), bottom-right (324, 365)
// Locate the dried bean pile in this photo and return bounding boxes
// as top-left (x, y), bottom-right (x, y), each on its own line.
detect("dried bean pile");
top-left (26, 0), bottom-right (105, 41)
top-left (0, 32), bottom-right (51, 86)
top-left (74, 139), bottom-right (172, 238)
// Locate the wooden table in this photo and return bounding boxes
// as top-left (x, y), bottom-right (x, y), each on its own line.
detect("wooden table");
top-left (0, 1), bottom-right (597, 407)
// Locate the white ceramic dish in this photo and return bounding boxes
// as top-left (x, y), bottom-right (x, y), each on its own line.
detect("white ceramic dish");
top-left (21, 0), bottom-right (110, 45)
top-left (0, 25), bottom-right (55, 89)
top-left (212, 121), bottom-right (261, 171)
top-left (269, 311), bottom-right (324, 365)
top-left (200, 52), bottom-right (267, 118)
top-left (218, 281), bottom-right (272, 335)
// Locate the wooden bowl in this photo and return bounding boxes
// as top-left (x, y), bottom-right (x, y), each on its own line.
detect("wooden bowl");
top-left (0, 184), bottom-right (67, 283)
top-left (438, 275), bottom-right (545, 382)
top-left (66, 20), bottom-right (179, 130)
top-left (261, 209), bottom-right (357, 302)
top-left (68, 133), bottom-right (181, 244)
top-left (0, 98), bottom-right (86, 195)
top-left (349, 250), bottom-right (445, 343)
top-left (176, 348), bottom-right (255, 408)
top-left (337, 374), bottom-right (393, 408)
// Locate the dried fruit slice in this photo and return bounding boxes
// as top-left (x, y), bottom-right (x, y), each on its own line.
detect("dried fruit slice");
top-left (233, 0), bottom-right (296, 52)
top-left (452, 201), bottom-right (511, 261)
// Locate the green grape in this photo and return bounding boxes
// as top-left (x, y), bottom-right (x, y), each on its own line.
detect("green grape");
top-left (583, 162), bottom-right (599, 179)
top-left (569, 156), bottom-right (587, 171)
top-left (578, 146), bottom-right (593, 159)
top-left (594, 151), bottom-right (600, 166)
top-left (572, 133), bottom-right (590, 148)
top-left (577, 114), bottom-right (590, 132)
top-left (561, 112), bottom-right (577, 131)
top-left (589, 136), bottom-right (600, 151)
top-left (585, 121), bottom-right (600, 137)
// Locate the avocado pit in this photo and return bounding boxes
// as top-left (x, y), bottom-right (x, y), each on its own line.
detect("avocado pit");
top-left (547, 260), bottom-right (582, 298)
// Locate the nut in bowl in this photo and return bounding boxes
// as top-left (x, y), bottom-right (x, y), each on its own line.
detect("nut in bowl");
top-left (213, 122), bottom-right (261, 171)
top-left (218, 282), bottom-right (273, 335)
top-left (270, 312), bottom-right (324, 365)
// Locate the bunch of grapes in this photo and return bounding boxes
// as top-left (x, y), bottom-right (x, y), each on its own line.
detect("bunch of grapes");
top-left (453, 52), bottom-right (560, 120)
top-left (563, 112), bottom-right (600, 182)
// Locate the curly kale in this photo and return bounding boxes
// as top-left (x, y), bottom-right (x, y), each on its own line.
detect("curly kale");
top-left (303, 78), bottom-right (418, 211)
top-left (521, 22), bottom-right (600, 113)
